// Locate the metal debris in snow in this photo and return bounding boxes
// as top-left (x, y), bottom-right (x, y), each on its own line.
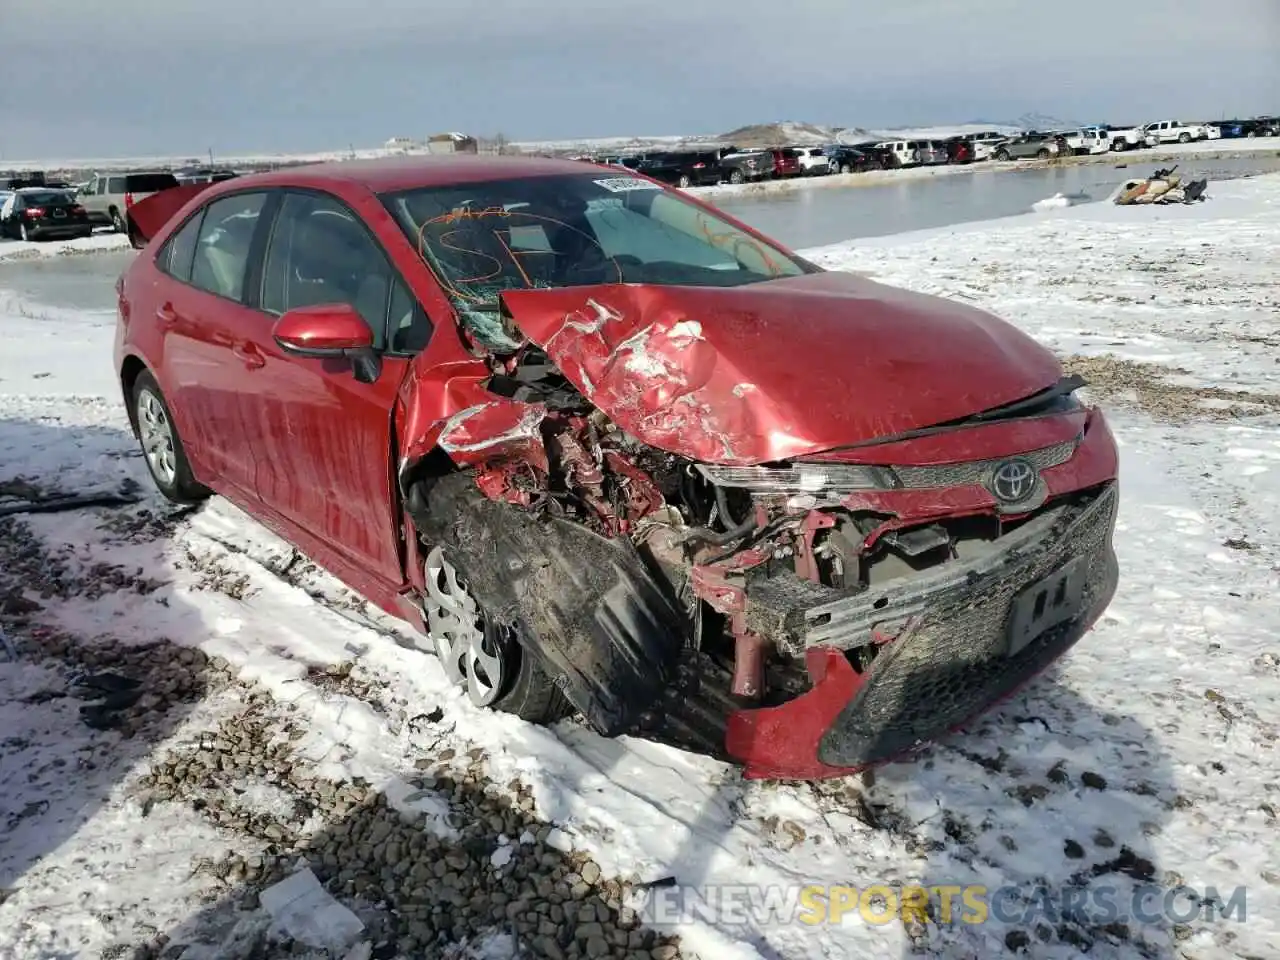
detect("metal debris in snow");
top-left (258, 867), bottom-right (364, 952)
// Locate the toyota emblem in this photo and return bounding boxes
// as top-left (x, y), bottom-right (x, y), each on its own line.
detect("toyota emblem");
top-left (990, 459), bottom-right (1037, 503)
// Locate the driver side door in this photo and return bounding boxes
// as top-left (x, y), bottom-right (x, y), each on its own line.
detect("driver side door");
top-left (239, 188), bottom-right (429, 601)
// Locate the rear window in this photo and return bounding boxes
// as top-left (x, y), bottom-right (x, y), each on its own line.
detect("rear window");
top-left (125, 173), bottom-right (179, 192)
top-left (19, 190), bottom-right (72, 205)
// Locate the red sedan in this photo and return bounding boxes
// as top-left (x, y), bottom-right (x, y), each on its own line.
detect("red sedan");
top-left (116, 156), bottom-right (1119, 779)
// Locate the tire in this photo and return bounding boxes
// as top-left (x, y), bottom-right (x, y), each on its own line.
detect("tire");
top-left (79, 229), bottom-right (94, 240)
top-left (130, 370), bottom-right (211, 504)
top-left (20, 222), bottom-right (31, 242)
top-left (422, 545), bottom-right (571, 725)
top-left (1247, 130), bottom-right (1258, 139)
top-left (995, 149), bottom-right (1010, 162)
top-left (1178, 133), bottom-right (1191, 143)
top-left (677, 174), bottom-right (692, 189)
top-left (110, 208), bottom-right (127, 234)
top-left (1111, 139), bottom-right (1127, 152)
top-left (728, 169), bottom-right (744, 185)
top-left (1037, 148), bottom-right (1051, 160)
top-left (839, 163), bottom-right (851, 175)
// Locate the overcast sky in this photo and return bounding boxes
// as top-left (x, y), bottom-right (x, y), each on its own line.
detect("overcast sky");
top-left (2, 0), bottom-right (1277, 160)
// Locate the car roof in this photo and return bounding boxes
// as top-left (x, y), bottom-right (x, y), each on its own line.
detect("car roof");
top-left (225, 155), bottom-right (601, 194)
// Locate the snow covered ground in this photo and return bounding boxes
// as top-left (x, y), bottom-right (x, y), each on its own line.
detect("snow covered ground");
top-left (1, 175), bottom-right (1278, 960)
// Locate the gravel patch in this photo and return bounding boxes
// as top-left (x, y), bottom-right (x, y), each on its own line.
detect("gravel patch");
top-left (1065, 354), bottom-right (1280, 421)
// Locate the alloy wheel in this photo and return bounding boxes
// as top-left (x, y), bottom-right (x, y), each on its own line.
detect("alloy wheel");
top-left (424, 546), bottom-right (511, 707)
top-left (136, 388), bottom-right (178, 486)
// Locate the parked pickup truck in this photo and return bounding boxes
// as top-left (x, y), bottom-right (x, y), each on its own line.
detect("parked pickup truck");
top-left (717, 147), bottom-right (774, 184)
top-left (1099, 124), bottom-right (1146, 151)
top-left (1143, 120), bottom-right (1209, 146)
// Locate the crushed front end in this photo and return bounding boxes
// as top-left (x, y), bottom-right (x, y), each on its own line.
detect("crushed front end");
top-left (398, 278), bottom-right (1120, 781)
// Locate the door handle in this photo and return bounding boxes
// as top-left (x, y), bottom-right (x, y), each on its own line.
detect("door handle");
top-left (156, 303), bottom-right (177, 326)
top-left (233, 341), bottom-right (265, 370)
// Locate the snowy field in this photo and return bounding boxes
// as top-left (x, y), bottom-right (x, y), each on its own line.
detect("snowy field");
top-left (1, 176), bottom-right (1278, 960)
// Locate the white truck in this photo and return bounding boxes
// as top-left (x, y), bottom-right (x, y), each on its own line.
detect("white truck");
top-left (1101, 124), bottom-right (1146, 151)
top-left (1143, 120), bottom-right (1210, 146)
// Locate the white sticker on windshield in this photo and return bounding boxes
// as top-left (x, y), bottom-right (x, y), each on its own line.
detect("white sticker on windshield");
top-left (593, 177), bottom-right (662, 193)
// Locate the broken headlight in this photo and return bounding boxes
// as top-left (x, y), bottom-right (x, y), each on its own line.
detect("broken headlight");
top-left (695, 462), bottom-right (899, 494)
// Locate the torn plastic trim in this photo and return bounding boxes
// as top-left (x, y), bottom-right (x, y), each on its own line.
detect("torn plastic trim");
top-left (409, 471), bottom-right (688, 736)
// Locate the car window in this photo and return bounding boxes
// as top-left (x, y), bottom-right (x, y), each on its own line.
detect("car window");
top-left (190, 192), bottom-right (267, 302)
top-left (387, 275), bottom-right (433, 354)
top-left (260, 191), bottom-right (395, 349)
top-left (159, 210), bottom-right (206, 284)
top-left (108, 177), bottom-right (126, 193)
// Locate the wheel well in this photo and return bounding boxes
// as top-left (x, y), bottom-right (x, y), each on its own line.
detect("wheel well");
top-left (401, 446), bottom-right (460, 529)
top-left (119, 356), bottom-right (147, 435)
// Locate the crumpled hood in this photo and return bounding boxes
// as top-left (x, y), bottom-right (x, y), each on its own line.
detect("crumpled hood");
top-left (500, 272), bottom-right (1063, 465)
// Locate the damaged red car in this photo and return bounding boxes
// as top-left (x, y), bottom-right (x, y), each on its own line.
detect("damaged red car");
top-left (115, 156), bottom-right (1119, 779)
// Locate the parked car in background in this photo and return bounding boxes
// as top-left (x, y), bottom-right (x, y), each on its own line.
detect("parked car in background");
top-left (992, 134), bottom-right (1061, 161)
top-left (116, 154), bottom-right (1120, 780)
top-left (1214, 118), bottom-right (1279, 138)
top-left (917, 141), bottom-right (950, 165)
top-left (876, 141), bottom-right (922, 167)
top-left (632, 151), bottom-right (723, 188)
top-left (1142, 120), bottom-right (1209, 145)
top-left (961, 131), bottom-right (1009, 161)
top-left (174, 167), bottom-right (240, 185)
top-left (824, 145), bottom-right (880, 174)
top-left (79, 170), bottom-right (181, 233)
top-left (1062, 127), bottom-right (1112, 156)
top-left (1098, 124), bottom-right (1146, 151)
top-left (769, 148), bottom-right (802, 178)
top-left (3, 172), bottom-right (47, 190)
top-left (943, 137), bottom-right (973, 164)
top-left (717, 147), bottom-right (773, 184)
top-left (0, 187), bottom-right (92, 241)
top-left (794, 147), bottom-right (831, 175)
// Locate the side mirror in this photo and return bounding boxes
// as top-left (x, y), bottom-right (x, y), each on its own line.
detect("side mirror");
top-left (272, 303), bottom-right (381, 383)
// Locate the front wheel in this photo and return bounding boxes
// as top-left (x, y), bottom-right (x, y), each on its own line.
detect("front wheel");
top-left (20, 222), bottom-right (32, 242)
top-left (1037, 148), bottom-right (1051, 160)
top-left (1111, 139), bottom-right (1127, 152)
top-left (677, 174), bottom-right (692, 189)
top-left (423, 546), bottom-right (571, 724)
top-left (995, 149), bottom-right (1011, 162)
top-left (131, 370), bottom-right (211, 504)
top-left (111, 209), bottom-right (127, 233)
top-left (728, 169), bottom-right (744, 185)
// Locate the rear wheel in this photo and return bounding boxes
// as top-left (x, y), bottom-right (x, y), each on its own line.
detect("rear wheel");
top-left (19, 222), bottom-right (32, 242)
top-left (1037, 148), bottom-right (1051, 160)
top-left (728, 169), bottom-right (744, 185)
top-left (110, 209), bottom-right (127, 233)
top-left (1178, 132), bottom-right (1191, 143)
top-left (1111, 139), bottom-right (1127, 152)
top-left (677, 174), bottom-right (692, 188)
top-left (995, 149), bottom-right (1011, 162)
top-left (423, 546), bottom-right (570, 724)
top-left (131, 371), bottom-right (211, 504)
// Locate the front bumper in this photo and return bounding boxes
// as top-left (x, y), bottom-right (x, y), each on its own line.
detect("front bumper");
top-left (725, 482), bottom-right (1119, 779)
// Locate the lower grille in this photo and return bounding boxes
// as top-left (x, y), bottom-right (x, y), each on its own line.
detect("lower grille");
top-left (817, 483), bottom-right (1118, 767)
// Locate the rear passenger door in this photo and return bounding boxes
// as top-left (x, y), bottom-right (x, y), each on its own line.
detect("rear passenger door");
top-left (154, 190), bottom-right (273, 498)
top-left (242, 189), bottom-right (432, 594)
